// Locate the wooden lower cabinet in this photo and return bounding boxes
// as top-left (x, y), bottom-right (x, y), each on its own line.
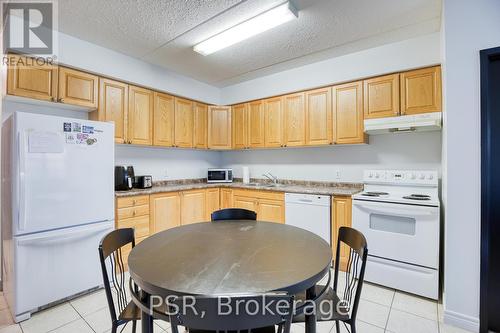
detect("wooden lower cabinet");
top-left (233, 194), bottom-right (258, 212)
top-left (220, 188), bottom-right (234, 209)
top-left (206, 188), bottom-right (220, 219)
top-left (181, 189), bottom-right (207, 225)
top-left (258, 198), bottom-right (285, 223)
top-left (331, 196), bottom-right (352, 272)
top-left (149, 192), bottom-right (181, 233)
top-left (232, 190), bottom-right (285, 223)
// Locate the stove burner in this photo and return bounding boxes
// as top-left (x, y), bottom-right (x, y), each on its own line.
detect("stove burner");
top-left (361, 191), bottom-right (389, 197)
top-left (403, 194), bottom-right (431, 200)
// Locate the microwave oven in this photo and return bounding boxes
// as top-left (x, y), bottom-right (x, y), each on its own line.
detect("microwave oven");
top-left (207, 168), bottom-right (233, 183)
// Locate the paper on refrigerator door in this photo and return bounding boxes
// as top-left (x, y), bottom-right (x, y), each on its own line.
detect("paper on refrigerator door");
top-left (28, 131), bottom-right (64, 153)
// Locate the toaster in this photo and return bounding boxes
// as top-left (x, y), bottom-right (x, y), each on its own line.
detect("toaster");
top-left (133, 175), bottom-right (153, 189)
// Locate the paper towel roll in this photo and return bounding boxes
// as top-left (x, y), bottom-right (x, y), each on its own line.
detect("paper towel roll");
top-left (242, 166), bottom-right (250, 184)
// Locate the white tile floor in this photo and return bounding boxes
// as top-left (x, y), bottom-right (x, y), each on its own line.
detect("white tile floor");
top-left (0, 278), bottom-right (474, 333)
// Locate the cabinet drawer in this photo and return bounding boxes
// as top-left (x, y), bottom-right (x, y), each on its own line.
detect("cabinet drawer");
top-left (116, 195), bottom-right (149, 208)
top-left (117, 204), bottom-right (149, 220)
top-left (116, 215), bottom-right (150, 238)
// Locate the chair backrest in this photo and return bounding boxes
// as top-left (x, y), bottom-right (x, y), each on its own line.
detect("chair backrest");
top-left (332, 226), bottom-right (368, 322)
top-left (98, 228), bottom-right (135, 323)
top-left (169, 293), bottom-right (294, 333)
top-left (211, 208), bottom-right (257, 221)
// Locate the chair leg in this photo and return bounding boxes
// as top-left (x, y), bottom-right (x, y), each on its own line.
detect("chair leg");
top-left (335, 321), bottom-right (340, 333)
top-left (111, 323), bottom-right (117, 333)
top-left (132, 320), bottom-right (137, 333)
top-left (350, 322), bottom-right (356, 333)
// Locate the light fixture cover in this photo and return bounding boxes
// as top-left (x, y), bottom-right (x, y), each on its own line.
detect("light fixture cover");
top-left (194, 1), bottom-right (298, 56)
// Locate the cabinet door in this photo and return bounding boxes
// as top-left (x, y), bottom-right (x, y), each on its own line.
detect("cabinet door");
top-left (400, 66), bottom-right (442, 115)
top-left (58, 67), bottom-right (98, 108)
top-left (305, 88), bottom-right (332, 146)
top-left (128, 85), bottom-right (153, 145)
top-left (220, 188), bottom-right (234, 209)
top-left (206, 188), bottom-right (220, 220)
top-left (233, 195), bottom-right (257, 213)
top-left (181, 190), bottom-right (207, 225)
top-left (232, 104), bottom-right (248, 149)
top-left (332, 196), bottom-right (352, 272)
top-left (363, 74), bottom-right (400, 119)
top-left (332, 81), bottom-right (367, 144)
top-left (194, 102), bottom-right (208, 149)
top-left (174, 97), bottom-right (194, 148)
top-left (94, 78), bottom-right (128, 144)
top-left (208, 106), bottom-right (232, 149)
top-left (7, 54), bottom-right (58, 101)
top-left (248, 100), bottom-right (265, 148)
top-left (258, 199), bottom-right (285, 223)
top-left (150, 192), bottom-right (181, 233)
top-left (153, 92), bottom-right (175, 147)
top-left (264, 97), bottom-right (284, 147)
top-left (283, 92), bottom-right (306, 147)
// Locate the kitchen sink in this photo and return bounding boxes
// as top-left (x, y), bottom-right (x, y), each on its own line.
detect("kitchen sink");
top-left (246, 183), bottom-right (281, 188)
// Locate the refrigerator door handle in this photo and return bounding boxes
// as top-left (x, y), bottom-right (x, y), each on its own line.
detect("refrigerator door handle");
top-left (17, 222), bottom-right (112, 246)
top-left (18, 131), bottom-right (27, 231)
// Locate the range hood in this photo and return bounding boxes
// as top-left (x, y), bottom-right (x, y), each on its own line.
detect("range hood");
top-left (364, 112), bottom-right (442, 135)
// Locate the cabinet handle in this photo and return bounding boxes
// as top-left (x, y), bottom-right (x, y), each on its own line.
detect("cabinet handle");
top-left (132, 199), bottom-right (137, 205)
top-left (132, 210), bottom-right (136, 216)
top-left (51, 97), bottom-right (55, 102)
top-left (58, 98), bottom-right (64, 103)
top-left (284, 144), bottom-right (287, 147)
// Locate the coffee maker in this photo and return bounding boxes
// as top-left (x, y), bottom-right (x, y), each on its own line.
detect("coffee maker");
top-left (115, 166), bottom-right (134, 191)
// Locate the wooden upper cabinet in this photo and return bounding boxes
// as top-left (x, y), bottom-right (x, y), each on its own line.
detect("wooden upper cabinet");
top-left (94, 78), bottom-right (128, 144)
top-left (264, 97), bottom-right (284, 147)
top-left (7, 54), bottom-right (58, 101)
top-left (194, 102), bottom-right (208, 149)
top-left (58, 67), bottom-right (98, 108)
top-left (174, 97), bottom-right (194, 148)
top-left (305, 87), bottom-right (332, 146)
top-left (128, 85), bottom-right (153, 145)
top-left (232, 103), bottom-right (248, 149)
top-left (149, 192), bottom-right (180, 233)
top-left (208, 106), bottom-right (232, 149)
top-left (400, 66), bottom-right (442, 115)
top-left (363, 73), bottom-right (400, 119)
top-left (332, 81), bottom-right (367, 144)
top-left (248, 100), bottom-right (265, 148)
top-left (153, 92), bottom-right (175, 147)
top-left (181, 190), bottom-right (207, 225)
top-left (283, 92), bottom-right (306, 147)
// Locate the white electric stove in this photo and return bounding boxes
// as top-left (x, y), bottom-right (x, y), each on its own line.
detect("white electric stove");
top-left (352, 170), bottom-right (440, 300)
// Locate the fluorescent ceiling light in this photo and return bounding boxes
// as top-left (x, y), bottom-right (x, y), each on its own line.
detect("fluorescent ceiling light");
top-left (193, 1), bottom-right (298, 56)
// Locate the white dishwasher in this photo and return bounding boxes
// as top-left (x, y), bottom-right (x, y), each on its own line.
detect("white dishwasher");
top-left (285, 193), bottom-right (331, 244)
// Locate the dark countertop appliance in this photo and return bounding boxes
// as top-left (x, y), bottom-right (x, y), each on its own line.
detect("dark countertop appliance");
top-left (115, 166), bottom-right (134, 191)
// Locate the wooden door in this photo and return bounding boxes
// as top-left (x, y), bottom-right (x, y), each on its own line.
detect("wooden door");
top-left (363, 74), bottom-right (400, 119)
top-left (283, 92), bottom-right (306, 147)
top-left (153, 92), bottom-right (175, 147)
top-left (58, 67), bottom-right (98, 108)
top-left (220, 188), bottom-right (234, 209)
top-left (93, 78), bottom-right (128, 144)
top-left (248, 100), bottom-right (265, 148)
top-left (332, 196), bottom-right (352, 272)
top-left (332, 81), bottom-right (367, 144)
top-left (206, 188), bottom-right (220, 220)
top-left (258, 199), bottom-right (285, 223)
top-left (208, 106), bottom-right (232, 149)
top-left (7, 54), bottom-right (58, 101)
top-left (174, 97), bottom-right (194, 148)
top-left (149, 192), bottom-right (181, 233)
top-left (128, 85), bottom-right (153, 145)
top-left (181, 190), bottom-right (207, 225)
top-left (232, 104), bottom-right (248, 149)
top-left (233, 195), bottom-right (258, 212)
top-left (305, 87), bottom-right (332, 146)
top-left (400, 66), bottom-right (442, 115)
top-left (264, 97), bottom-right (284, 147)
top-left (194, 102), bottom-right (208, 149)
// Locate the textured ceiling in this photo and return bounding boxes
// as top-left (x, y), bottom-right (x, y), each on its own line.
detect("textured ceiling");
top-left (58, 0), bottom-right (441, 87)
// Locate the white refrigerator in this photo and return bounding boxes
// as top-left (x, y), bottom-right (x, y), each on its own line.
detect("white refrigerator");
top-left (1, 112), bottom-right (114, 322)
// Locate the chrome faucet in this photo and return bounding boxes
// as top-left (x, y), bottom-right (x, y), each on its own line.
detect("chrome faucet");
top-left (262, 172), bottom-right (278, 185)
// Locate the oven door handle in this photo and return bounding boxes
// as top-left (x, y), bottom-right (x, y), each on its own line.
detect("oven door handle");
top-left (353, 200), bottom-right (437, 217)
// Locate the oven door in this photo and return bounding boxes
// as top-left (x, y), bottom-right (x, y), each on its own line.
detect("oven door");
top-left (352, 199), bottom-right (440, 268)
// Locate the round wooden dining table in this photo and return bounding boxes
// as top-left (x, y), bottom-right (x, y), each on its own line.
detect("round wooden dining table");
top-left (128, 220), bottom-right (332, 333)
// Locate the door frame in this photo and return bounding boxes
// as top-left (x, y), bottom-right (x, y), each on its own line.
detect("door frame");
top-left (480, 45), bottom-right (500, 333)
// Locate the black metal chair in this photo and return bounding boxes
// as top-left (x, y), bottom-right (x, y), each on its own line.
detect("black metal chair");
top-left (293, 226), bottom-right (368, 333)
top-left (211, 208), bottom-right (257, 221)
top-left (98, 228), bottom-right (141, 333)
top-left (168, 293), bottom-right (294, 333)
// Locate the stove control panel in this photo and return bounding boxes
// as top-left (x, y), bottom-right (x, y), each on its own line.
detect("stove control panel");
top-left (363, 170), bottom-right (438, 186)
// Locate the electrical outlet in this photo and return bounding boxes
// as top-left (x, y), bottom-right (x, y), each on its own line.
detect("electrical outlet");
top-left (335, 170), bottom-right (341, 179)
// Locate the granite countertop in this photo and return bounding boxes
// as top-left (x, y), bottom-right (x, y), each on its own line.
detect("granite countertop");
top-left (115, 178), bottom-right (363, 198)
